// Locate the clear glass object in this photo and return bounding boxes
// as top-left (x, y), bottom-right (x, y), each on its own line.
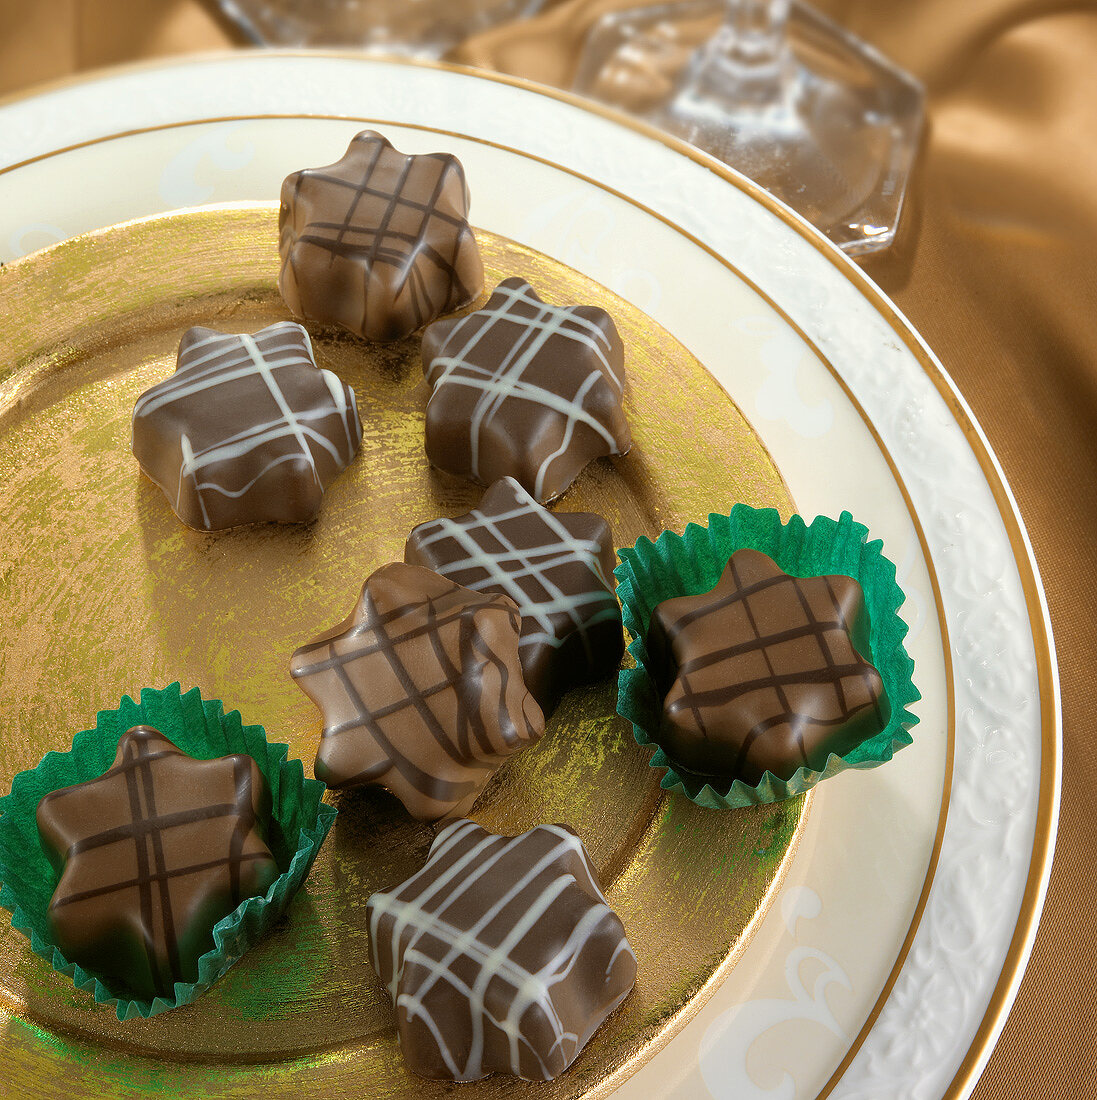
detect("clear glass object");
top-left (574, 0), bottom-right (924, 254)
top-left (215, 0), bottom-right (544, 58)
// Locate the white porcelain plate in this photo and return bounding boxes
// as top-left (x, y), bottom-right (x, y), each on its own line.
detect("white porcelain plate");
top-left (0, 54), bottom-right (1059, 1100)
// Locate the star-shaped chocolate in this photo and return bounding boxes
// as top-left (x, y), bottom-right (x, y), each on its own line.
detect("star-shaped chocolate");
top-left (278, 130), bottom-right (484, 342)
top-left (368, 819), bottom-right (637, 1082)
top-left (647, 548), bottom-right (888, 784)
top-left (422, 276), bottom-right (631, 503)
top-left (290, 562), bottom-right (544, 822)
top-left (131, 321), bottom-right (362, 531)
top-left (35, 725), bottom-right (279, 1000)
top-left (404, 476), bottom-right (623, 713)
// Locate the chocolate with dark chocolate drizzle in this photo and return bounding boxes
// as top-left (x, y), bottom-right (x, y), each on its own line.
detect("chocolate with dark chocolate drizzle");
top-left (36, 725), bottom-right (279, 999)
top-left (647, 548), bottom-right (888, 784)
top-left (290, 562), bottom-right (544, 822)
top-left (278, 130), bottom-right (483, 342)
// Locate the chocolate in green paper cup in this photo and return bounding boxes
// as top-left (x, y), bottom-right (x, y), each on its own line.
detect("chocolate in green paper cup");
top-left (0, 682), bottom-right (336, 1019)
top-left (614, 506), bottom-right (920, 809)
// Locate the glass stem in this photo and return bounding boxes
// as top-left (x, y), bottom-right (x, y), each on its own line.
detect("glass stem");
top-left (721, 0), bottom-right (790, 67)
top-left (681, 0), bottom-right (796, 109)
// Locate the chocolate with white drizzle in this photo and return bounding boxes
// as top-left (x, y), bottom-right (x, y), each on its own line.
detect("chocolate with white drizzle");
top-left (132, 321), bottom-right (362, 531)
top-left (290, 562), bottom-right (544, 822)
top-left (648, 548), bottom-right (889, 784)
top-left (367, 819), bottom-right (637, 1082)
top-left (404, 476), bottom-right (623, 713)
top-left (422, 276), bottom-right (631, 503)
top-left (36, 725), bottom-right (279, 1000)
top-left (279, 130), bottom-right (483, 342)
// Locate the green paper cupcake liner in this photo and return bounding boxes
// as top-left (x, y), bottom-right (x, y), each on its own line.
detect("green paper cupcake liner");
top-left (615, 506), bottom-right (921, 809)
top-left (0, 682), bottom-right (336, 1020)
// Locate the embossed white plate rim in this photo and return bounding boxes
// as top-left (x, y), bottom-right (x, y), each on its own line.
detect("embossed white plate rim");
top-left (0, 53), bottom-right (1060, 1100)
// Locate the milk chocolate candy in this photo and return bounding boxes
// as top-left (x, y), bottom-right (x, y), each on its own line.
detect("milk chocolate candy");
top-left (404, 476), bottom-right (623, 713)
top-left (131, 321), bottom-right (362, 531)
top-left (35, 726), bottom-right (279, 1000)
top-left (290, 563), bottom-right (544, 822)
top-left (422, 277), bottom-right (631, 503)
top-left (368, 819), bottom-right (636, 1082)
top-left (278, 130), bottom-right (483, 342)
top-left (648, 548), bottom-right (888, 784)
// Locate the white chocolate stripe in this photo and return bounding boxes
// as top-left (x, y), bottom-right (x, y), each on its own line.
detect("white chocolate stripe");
top-left (501, 900), bottom-right (621, 1069)
top-left (417, 516), bottom-right (607, 627)
top-left (137, 324), bottom-right (360, 517)
top-left (429, 374), bottom-right (619, 461)
top-left (397, 946), bottom-right (571, 1080)
top-left (461, 296), bottom-right (602, 478)
top-left (134, 326), bottom-right (356, 459)
top-left (404, 872), bottom-right (577, 1077)
top-left (431, 282), bottom-right (616, 381)
top-left (240, 332), bottom-right (320, 488)
top-left (370, 822), bottom-right (628, 1080)
top-left (139, 329), bottom-right (355, 460)
top-left (533, 368), bottom-right (602, 502)
top-left (181, 408), bottom-right (347, 468)
top-left (411, 483), bottom-right (617, 652)
top-left (177, 433), bottom-right (208, 528)
top-left (320, 366), bottom-right (359, 453)
top-left (426, 281), bottom-right (624, 486)
top-left (187, 450), bottom-right (339, 502)
top-left (370, 821), bottom-right (496, 992)
top-left (133, 326), bottom-right (309, 414)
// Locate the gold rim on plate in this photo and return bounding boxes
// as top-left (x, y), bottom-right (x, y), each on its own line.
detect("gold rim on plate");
top-left (0, 56), bottom-right (1059, 1099)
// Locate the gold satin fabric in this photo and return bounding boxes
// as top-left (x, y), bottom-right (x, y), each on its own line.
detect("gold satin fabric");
top-left (0, 0), bottom-right (1093, 1094)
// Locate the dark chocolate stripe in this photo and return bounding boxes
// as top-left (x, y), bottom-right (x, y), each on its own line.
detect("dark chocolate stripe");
top-left (295, 164), bottom-right (469, 230)
top-left (675, 619), bottom-right (850, 679)
top-left (298, 580), bottom-right (526, 801)
top-left (134, 734), bottom-right (182, 987)
top-left (734, 706), bottom-right (873, 779)
top-left (670, 663), bottom-right (873, 713)
top-left (366, 587), bottom-right (490, 773)
top-left (324, 677), bottom-right (456, 736)
top-left (467, 619), bottom-right (529, 751)
top-left (363, 154), bottom-right (413, 285)
top-left (330, 134), bottom-right (385, 269)
top-left (228, 756), bottom-right (250, 906)
top-left (38, 748), bottom-right (179, 810)
top-left (326, 631), bottom-right (482, 801)
top-left (666, 570), bottom-right (797, 632)
top-left (293, 142), bottom-right (474, 331)
top-left (50, 731), bottom-right (275, 994)
top-left (296, 231), bottom-right (473, 309)
top-left (293, 590), bottom-right (503, 676)
top-left (310, 139), bottom-right (475, 304)
top-left (51, 851), bottom-right (271, 909)
top-left (816, 577), bottom-right (849, 719)
top-left (391, 157), bottom-right (454, 313)
top-left (69, 802), bottom-right (240, 857)
top-left (422, 595), bottom-right (481, 761)
top-left (121, 734), bottom-right (158, 991)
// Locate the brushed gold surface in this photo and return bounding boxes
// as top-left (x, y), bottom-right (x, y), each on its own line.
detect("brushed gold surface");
top-left (0, 205), bottom-right (803, 1098)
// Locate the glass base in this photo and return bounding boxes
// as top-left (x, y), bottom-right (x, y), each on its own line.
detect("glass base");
top-left (574, 0), bottom-right (924, 255)
top-left (216, 0), bottom-right (544, 58)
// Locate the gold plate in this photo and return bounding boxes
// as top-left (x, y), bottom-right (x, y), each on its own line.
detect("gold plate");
top-left (0, 206), bottom-right (805, 1098)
